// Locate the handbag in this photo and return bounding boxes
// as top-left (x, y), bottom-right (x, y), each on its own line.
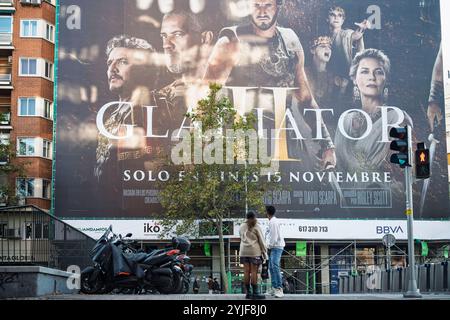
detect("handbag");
top-left (261, 260), bottom-right (269, 280)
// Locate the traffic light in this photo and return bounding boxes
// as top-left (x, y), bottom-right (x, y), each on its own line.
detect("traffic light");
top-left (415, 143), bottom-right (430, 179)
top-left (389, 127), bottom-right (410, 168)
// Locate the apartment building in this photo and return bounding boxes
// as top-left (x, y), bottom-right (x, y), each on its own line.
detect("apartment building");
top-left (0, 0), bottom-right (56, 210)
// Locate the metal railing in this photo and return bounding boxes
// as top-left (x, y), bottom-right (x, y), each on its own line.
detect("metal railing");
top-left (189, 241), bottom-right (449, 294)
top-left (0, 0), bottom-right (14, 6)
top-left (0, 33), bottom-right (12, 44)
top-left (0, 74), bottom-right (11, 83)
top-left (0, 205), bottom-right (96, 272)
top-left (339, 263), bottom-right (450, 293)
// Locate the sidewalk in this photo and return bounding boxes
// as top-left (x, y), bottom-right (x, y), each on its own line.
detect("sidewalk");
top-left (19, 293), bottom-right (450, 300)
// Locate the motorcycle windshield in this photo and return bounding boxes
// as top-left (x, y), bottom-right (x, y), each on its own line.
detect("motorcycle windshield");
top-left (90, 226), bottom-right (112, 257)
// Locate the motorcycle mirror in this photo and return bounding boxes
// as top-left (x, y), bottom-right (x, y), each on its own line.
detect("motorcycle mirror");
top-left (125, 233), bottom-right (132, 238)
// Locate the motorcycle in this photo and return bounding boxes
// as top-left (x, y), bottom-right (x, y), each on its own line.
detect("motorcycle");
top-left (173, 252), bottom-right (193, 294)
top-left (163, 236), bottom-right (193, 294)
top-left (80, 226), bottom-right (182, 295)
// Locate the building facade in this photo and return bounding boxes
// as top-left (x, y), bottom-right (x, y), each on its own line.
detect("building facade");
top-left (0, 0), bottom-right (55, 210)
top-left (0, 0), bottom-right (449, 295)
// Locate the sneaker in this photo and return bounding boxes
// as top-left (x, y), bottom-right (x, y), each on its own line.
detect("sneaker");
top-left (274, 288), bottom-right (284, 298)
top-left (265, 288), bottom-right (275, 296)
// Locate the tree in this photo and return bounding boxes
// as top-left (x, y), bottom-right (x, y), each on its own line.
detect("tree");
top-left (158, 83), bottom-right (275, 293)
top-left (0, 115), bottom-right (28, 206)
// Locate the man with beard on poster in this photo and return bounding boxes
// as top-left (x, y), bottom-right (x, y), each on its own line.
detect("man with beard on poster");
top-left (203, 0), bottom-right (336, 171)
top-left (157, 9), bottom-right (214, 135)
top-left (327, 6), bottom-right (370, 96)
top-left (94, 35), bottom-right (157, 209)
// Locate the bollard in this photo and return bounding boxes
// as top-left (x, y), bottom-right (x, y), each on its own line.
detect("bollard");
top-left (427, 264), bottom-right (434, 292)
top-left (349, 275), bottom-right (355, 293)
top-left (363, 273), bottom-right (370, 293)
top-left (418, 265), bottom-right (427, 292)
top-left (400, 267), bottom-right (406, 292)
top-left (343, 275), bottom-right (349, 293)
top-left (444, 261), bottom-right (449, 291)
top-left (355, 275), bottom-right (361, 293)
top-left (391, 268), bottom-right (400, 292)
top-left (381, 270), bottom-right (389, 293)
top-left (433, 263), bottom-right (444, 292)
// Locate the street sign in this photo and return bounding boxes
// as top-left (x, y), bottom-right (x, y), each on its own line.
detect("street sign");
top-left (382, 234), bottom-right (396, 248)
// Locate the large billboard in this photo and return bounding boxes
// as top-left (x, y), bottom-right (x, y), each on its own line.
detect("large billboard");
top-left (55, 0), bottom-right (448, 221)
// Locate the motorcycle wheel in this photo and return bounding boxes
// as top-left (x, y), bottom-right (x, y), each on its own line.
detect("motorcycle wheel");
top-left (172, 272), bottom-right (184, 294)
top-left (155, 276), bottom-right (175, 294)
top-left (80, 269), bottom-right (104, 294)
top-left (182, 278), bottom-right (190, 294)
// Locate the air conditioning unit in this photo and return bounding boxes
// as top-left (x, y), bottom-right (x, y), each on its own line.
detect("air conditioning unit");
top-left (5, 228), bottom-right (21, 239)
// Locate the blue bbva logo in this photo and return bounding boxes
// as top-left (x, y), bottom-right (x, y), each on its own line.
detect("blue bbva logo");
top-left (376, 226), bottom-right (404, 234)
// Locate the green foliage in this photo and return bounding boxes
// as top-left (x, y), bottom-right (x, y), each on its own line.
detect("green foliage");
top-left (159, 83), bottom-right (274, 237)
top-left (0, 141), bottom-right (28, 206)
top-left (158, 83), bottom-right (278, 293)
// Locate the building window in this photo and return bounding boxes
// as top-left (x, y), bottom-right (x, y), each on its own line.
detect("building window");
top-left (42, 180), bottom-right (50, 199)
top-left (43, 140), bottom-right (51, 159)
top-left (19, 98), bottom-right (36, 116)
top-left (43, 223), bottom-right (49, 238)
top-left (0, 16), bottom-right (13, 43)
top-left (33, 223), bottom-right (49, 239)
top-left (44, 61), bottom-right (53, 79)
top-left (20, 58), bottom-right (37, 76)
top-left (25, 222), bottom-right (32, 240)
top-left (18, 138), bottom-right (36, 156)
top-left (44, 100), bottom-right (52, 119)
top-left (45, 24), bottom-right (54, 42)
top-left (17, 178), bottom-right (35, 198)
top-left (0, 222), bottom-right (7, 238)
top-left (21, 20), bottom-right (38, 37)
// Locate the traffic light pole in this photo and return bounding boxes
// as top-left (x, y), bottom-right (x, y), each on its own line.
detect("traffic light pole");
top-left (404, 126), bottom-right (421, 298)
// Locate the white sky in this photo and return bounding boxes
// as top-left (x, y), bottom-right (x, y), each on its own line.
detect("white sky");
top-left (442, 1), bottom-right (450, 146)
top-left (442, 0), bottom-right (450, 86)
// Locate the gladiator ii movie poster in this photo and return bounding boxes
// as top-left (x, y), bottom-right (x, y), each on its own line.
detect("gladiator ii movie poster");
top-left (54, 0), bottom-right (448, 220)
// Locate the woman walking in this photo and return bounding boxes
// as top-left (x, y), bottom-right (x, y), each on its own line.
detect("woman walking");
top-left (239, 211), bottom-right (268, 300)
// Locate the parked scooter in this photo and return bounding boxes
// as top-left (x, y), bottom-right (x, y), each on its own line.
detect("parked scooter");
top-left (80, 226), bottom-right (182, 294)
top-left (169, 237), bottom-right (193, 293)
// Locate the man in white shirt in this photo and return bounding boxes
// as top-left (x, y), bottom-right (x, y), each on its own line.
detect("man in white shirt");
top-left (265, 205), bottom-right (285, 298)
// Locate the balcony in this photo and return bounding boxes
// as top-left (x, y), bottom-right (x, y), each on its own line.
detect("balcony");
top-left (0, 0), bottom-right (15, 12)
top-left (0, 58), bottom-right (12, 88)
top-left (0, 132), bottom-right (10, 165)
top-left (0, 73), bottom-right (11, 88)
top-left (0, 33), bottom-right (13, 49)
top-left (0, 111), bottom-right (11, 129)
